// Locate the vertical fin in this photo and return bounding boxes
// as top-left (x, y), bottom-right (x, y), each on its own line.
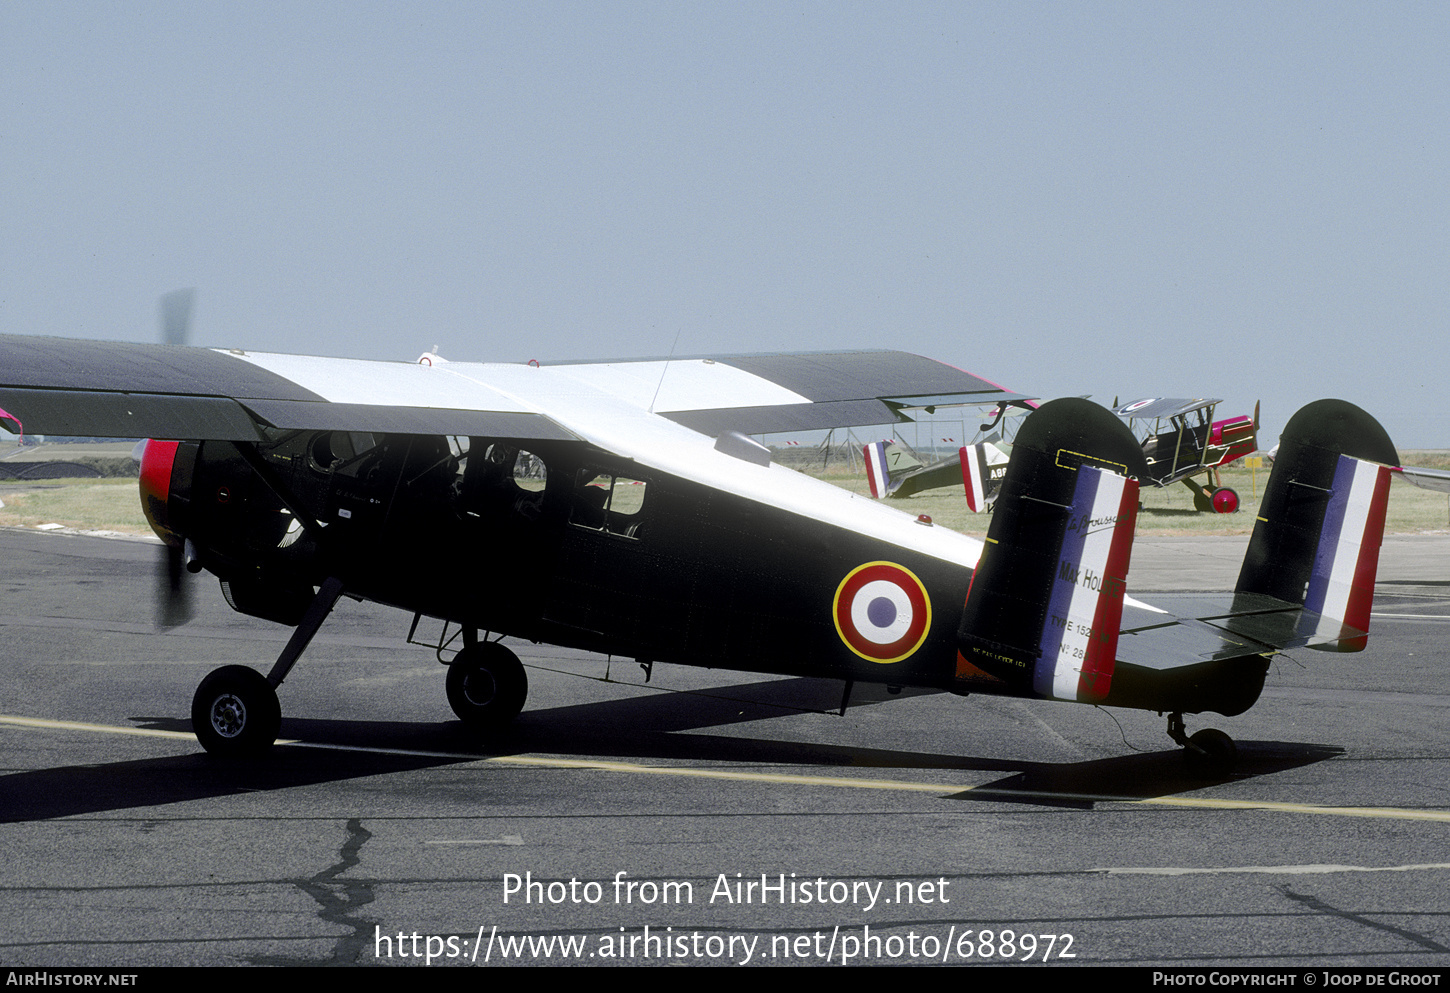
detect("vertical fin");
top-left (958, 398), bottom-right (1147, 699)
top-left (1235, 398), bottom-right (1396, 652)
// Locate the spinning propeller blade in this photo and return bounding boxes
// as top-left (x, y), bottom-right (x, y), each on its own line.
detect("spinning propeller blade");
top-left (156, 541), bottom-right (194, 629)
top-left (151, 290), bottom-right (197, 627)
top-left (159, 288), bottom-right (194, 346)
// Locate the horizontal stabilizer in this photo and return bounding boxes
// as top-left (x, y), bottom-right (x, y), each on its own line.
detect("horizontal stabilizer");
top-left (1395, 463), bottom-right (1450, 495)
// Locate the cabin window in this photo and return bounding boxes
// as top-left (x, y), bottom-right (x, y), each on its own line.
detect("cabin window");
top-left (457, 442), bottom-right (550, 521)
top-left (512, 449), bottom-right (547, 491)
top-left (570, 469), bottom-right (648, 537)
top-left (310, 430), bottom-right (379, 471)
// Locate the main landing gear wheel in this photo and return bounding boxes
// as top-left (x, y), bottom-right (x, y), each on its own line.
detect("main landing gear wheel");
top-left (191, 665), bottom-right (281, 756)
top-left (1210, 487), bottom-right (1239, 514)
top-left (446, 641), bottom-right (528, 728)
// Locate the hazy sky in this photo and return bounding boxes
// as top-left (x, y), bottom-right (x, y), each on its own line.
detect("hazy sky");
top-left (4, 2), bottom-right (1447, 446)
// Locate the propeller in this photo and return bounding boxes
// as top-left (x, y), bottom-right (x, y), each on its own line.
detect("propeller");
top-left (156, 536), bottom-right (195, 629)
top-left (158, 288), bottom-right (194, 346)
top-left (150, 289), bottom-right (197, 627)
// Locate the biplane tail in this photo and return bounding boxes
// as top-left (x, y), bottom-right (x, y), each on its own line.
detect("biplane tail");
top-left (959, 441), bottom-right (993, 512)
top-left (1209, 399), bottom-right (1260, 466)
top-left (958, 399), bottom-right (1147, 702)
top-left (863, 440), bottom-right (898, 498)
top-left (1234, 399), bottom-right (1396, 652)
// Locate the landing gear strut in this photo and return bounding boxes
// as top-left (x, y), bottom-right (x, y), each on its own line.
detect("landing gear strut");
top-left (1167, 712), bottom-right (1237, 778)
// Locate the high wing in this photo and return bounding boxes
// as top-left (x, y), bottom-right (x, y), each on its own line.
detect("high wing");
top-left (0, 335), bottom-right (1023, 443)
top-left (0, 335), bottom-right (1019, 572)
top-left (548, 351), bottom-right (1034, 436)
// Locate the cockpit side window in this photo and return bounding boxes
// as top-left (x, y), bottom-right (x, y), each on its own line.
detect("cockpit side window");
top-left (511, 449), bottom-right (547, 491)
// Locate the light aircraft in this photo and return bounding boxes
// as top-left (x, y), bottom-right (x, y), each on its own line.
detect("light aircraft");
top-left (1114, 397), bottom-right (1260, 514)
top-left (0, 332), bottom-right (1395, 776)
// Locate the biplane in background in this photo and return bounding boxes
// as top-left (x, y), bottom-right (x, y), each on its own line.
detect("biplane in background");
top-left (0, 326), bottom-right (1395, 776)
top-left (863, 396), bottom-right (1034, 511)
top-left (1113, 397), bottom-right (1260, 514)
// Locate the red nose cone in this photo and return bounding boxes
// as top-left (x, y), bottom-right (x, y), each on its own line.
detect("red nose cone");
top-left (139, 439), bottom-right (182, 546)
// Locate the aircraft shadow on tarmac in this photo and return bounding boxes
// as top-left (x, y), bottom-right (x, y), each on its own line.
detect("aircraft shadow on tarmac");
top-left (948, 741), bottom-right (1344, 808)
top-left (0, 675), bottom-right (1342, 822)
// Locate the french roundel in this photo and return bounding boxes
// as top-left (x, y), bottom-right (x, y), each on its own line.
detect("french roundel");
top-left (833, 562), bottom-right (932, 664)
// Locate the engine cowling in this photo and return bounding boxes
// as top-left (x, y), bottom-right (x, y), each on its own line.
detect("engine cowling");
top-left (139, 439), bottom-right (196, 549)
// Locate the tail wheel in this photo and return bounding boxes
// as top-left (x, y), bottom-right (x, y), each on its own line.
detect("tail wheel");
top-left (1184, 728), bottom-right (1237, 778)
top-left (446, 642), bottom-right (528, 728)
top-left (192, 665), bottom-right (280, 756)
top-left (1210, 487), bottom-right (1239, 514)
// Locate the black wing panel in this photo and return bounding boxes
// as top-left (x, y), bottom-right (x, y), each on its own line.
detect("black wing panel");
top-left (661, 350), bottom-right (1021, 435)
top-left (713, 351), bottom-right (1005, 403)
top-left (0, 335), bottom-right (323, 401)
top-left (0, 334), bottom-right (320, 439)
top-left (0, 387), bottom-right (264, 441)
top-left (0, 335), bottom-right (581, 443)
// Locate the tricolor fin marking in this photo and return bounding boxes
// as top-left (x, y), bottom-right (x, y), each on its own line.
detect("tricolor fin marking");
top-left (1035, 466), bottom-right (1138, 702)
top-left (960, 443), bottom-right (989, 513)
top-left (1297, 455), bottom-right (1392, 649)
top-left (863, 441), bottom-right (891, 499)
